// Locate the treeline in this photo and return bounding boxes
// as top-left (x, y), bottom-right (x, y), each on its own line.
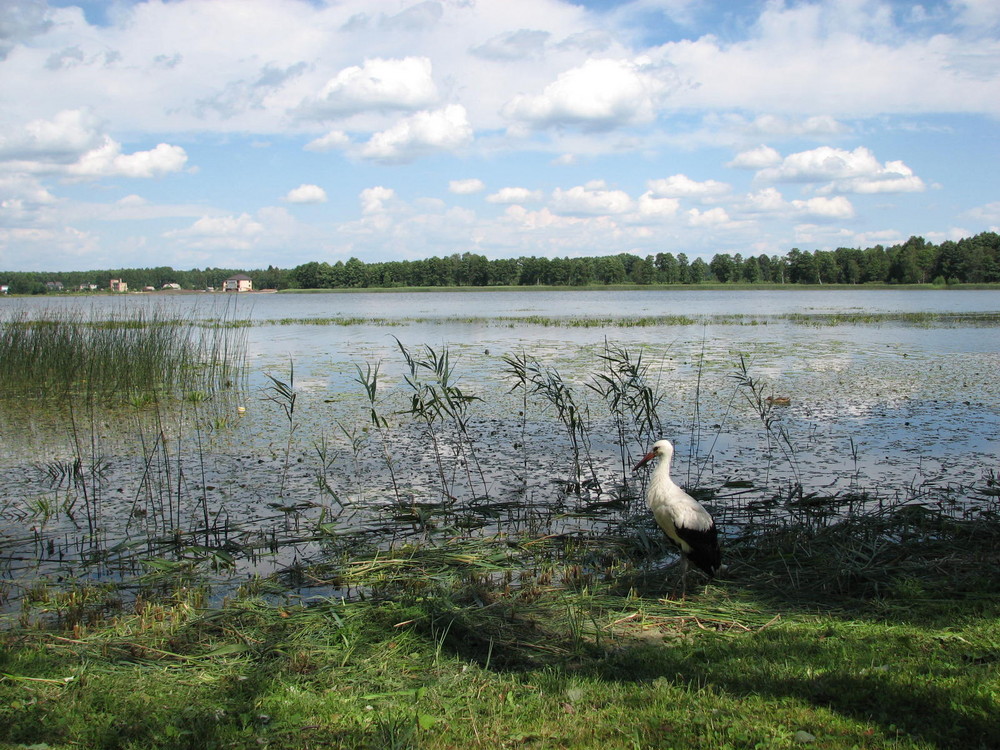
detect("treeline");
top-left (3, 233), bottom-right (998, 294)
top-left (290, 232), bottom-right (1000, 288)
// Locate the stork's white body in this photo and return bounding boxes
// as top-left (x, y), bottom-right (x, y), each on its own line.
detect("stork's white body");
top-left (634, 439), bottom-right (721, 580)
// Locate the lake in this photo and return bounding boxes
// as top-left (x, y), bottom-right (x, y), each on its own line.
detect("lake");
top-left (2, 288), bottom-right (999, 605)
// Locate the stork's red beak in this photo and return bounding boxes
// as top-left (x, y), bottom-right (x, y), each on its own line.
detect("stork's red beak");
top-left (633, 451), bottom-right (656, 471)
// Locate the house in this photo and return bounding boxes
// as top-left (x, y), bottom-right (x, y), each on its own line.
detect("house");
top-left (78, 283), bottom-right (98, 291)
top-left (110, 279), bottom-right (128, 292)
top-left (0, 285), bottom-right (8, 294)
top-left (161, 282), bottom-right (181, 290)
top-left (222, 274), bottom-right (253, 292)
top-left (45, 281), bottom-right (64, 291)
top-left (142, 286), bottom-right (156, 292)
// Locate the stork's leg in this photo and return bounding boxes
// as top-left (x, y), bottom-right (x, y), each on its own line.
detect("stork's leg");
top-left (669, 556), bottom-right (690, 599)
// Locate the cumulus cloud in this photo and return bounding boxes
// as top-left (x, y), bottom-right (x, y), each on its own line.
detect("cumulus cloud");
top-left (791, 195), bottom-right (855, 219)
top-left (360, 104), bottom-right (472, 163)
top-left (284, 184), bottom-right (327, 204)
top-left (486, 186), bottom-right (543, 204)
top-left (448, 178), bottom-right (485, 195)
top-left (0, 109), bottom-right (104, 162)
top-left (550, 181), bottom-right (633, 215)
top-left (502, 58), bottom-right (671, 131)
top-left (636, 192), bottom-right (680, 218)
top-left (741, 187), bottom-right (787, 213)
top-left (360, 186), bottom-right (395, 214)
top-left (686, 207), bottom-right (730, 226)
top-left (0, 110), bottom-right (187, 180)
top-left (305, 130), bottom-right (350, 152)
top-left (728, 145), bottom-right (782, 169)
top-left (67, 139), bottom-right (188, 179)
top-left (647, 174), bottom-right (730, 198)
top-left (756, 146), bottom-right (924, 194)
top-left (306, 57), bottom-right (439, 117)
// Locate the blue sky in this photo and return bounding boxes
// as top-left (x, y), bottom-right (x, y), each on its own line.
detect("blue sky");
top-left (1, 0), bottom-right (998, 272)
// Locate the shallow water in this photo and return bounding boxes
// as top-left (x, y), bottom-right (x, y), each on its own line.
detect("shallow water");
top-left (2, 289), bottom-right (999, 607)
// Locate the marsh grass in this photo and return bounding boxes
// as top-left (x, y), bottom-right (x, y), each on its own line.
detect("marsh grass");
top-left (0, 307), bottom-right (247, 403)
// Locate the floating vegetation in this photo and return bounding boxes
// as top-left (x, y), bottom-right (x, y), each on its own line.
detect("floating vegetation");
top-left (201, 310), bottom-right (1000, 330)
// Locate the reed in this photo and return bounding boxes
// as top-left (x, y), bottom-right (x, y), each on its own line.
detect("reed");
top-left (503, 352), bottom-right (598, 493)
top-left (394, 338), bottom-right (488, 504)
top-left (0, 307), bottom-right (247, 403)
top-left (587, 340), bottom-right (665, 482)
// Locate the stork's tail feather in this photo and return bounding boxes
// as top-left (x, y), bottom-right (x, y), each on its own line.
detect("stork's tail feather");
top-left (687, 544), bottom-right (722, 578)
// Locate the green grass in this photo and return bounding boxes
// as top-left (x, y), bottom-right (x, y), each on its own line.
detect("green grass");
top-left (3, 504), bottom-right (999, 749)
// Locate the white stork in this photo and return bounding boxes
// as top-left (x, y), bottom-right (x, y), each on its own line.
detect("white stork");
top-left (634, 439), bottom-right (721, 587)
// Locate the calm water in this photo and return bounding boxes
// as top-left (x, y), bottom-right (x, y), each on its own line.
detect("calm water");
top-left (2, 289), bottom-right (999, 603)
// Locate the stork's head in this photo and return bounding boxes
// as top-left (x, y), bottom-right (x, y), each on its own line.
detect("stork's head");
top-left (633, 439), bottom-right (674, 470)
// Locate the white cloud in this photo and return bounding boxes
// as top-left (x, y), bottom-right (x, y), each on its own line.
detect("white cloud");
top-left (449, 178), bottom-right (485, 195)
top-left (0, 109), bottom-right (104, 162)
top-left (284, 184), bottom-right (327, 204)
top-left (686, 206), bottom-right (730, 226)
top-left (741, 187), bottom-right (787, 213)
top-left (360, 186), bottom-right (395, 214)
top-left (791, 195), bottom-right (855, 219)
top-left (757, 146), bottom-right (924, 195)
top-left (306, 57), bottom-right (439, 117)
top-left (647, 174), bottom-right (730, 198)
top-left (636, 191), bottom-right (679, 218)
top-left (502, 58), bottom-right (670, 130)
top-left (360, 104), bottom-right (472, 163)
top-left (728, 145), bottom-right (782, 169)
top-left (551, 181), bottom-right (634, 215)
top-left (824, 160), bottom-right (925, 194)
top-left (305, 130), bottom-right (350, 152)
top-left (486, 187), bottom-right (543, 204)
top-left (757, 146), bottom-right (883, 182)
top-left (67, 138), bottom-right (188, 179)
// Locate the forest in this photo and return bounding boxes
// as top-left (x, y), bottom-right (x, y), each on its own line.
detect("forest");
top-left (2, 231), bottom-right (998, 293)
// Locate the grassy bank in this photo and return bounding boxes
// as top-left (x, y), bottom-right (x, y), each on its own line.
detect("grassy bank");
top-left (3, 499), bottom-right (998, 749)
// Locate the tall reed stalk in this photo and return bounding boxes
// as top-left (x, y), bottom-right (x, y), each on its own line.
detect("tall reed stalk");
top-left (587, 341), bottom-right (664, 482)
top-left (503, 352), bottom-right (597, 493)
top-left (395, 339), bottom-right (488, 503)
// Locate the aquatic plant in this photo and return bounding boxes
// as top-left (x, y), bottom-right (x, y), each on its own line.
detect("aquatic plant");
top-left (503, 351), bottom-right (597, 493)
top-left (0, 307), bottom-right (247, 404)
top-left (587, 340), bottom-right (665, 482)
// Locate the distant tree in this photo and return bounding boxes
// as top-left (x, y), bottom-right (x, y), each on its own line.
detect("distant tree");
top-left (688, 257), bottom-right (709, 283)
top-left (709, 253), bottom-right (736, 282)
